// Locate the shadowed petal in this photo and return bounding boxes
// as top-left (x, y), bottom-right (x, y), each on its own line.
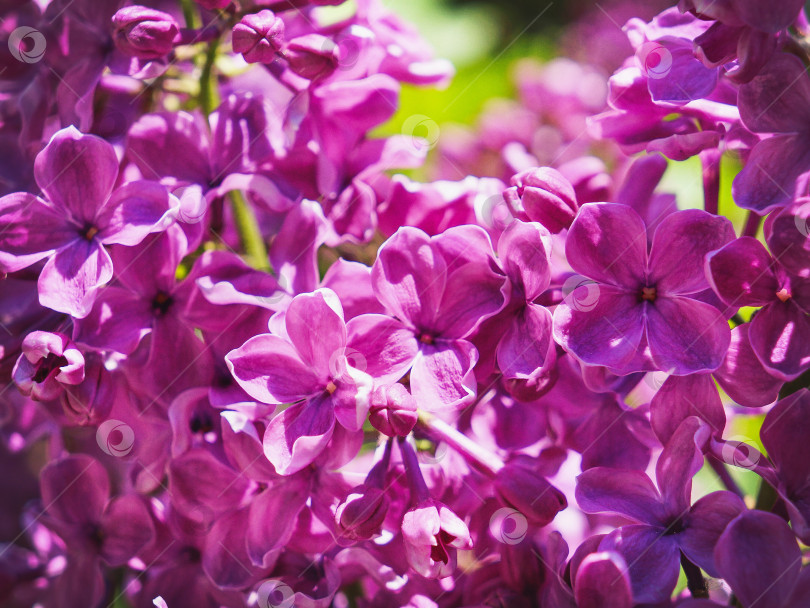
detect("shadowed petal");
top-left (705, 237), bottom-right (779, 307)
top-left (576, 468), bottom-right (666, 526)
top-left (263, 398), bottom-right (336, 475)
top-left (38, 239), bottom-right (113, 318)
top-left (0, 193), bottom-right (75, 272)
top-left (715, 511), bottom-right (801, 608)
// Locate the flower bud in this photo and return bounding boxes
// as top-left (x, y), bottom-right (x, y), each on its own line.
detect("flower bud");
top-left (12, 331), bottom-right (84, 401)
top-left (335, 484), bottom-right (390, 542)
top-left (503, 167), bottom-right (577, 233)
top-left (369, 384), bottom-right (417, 437)
top-left (493, 459), bottom-right (567, 527)
top-left (112, 6), bottom-right (179, 61)
top-left (283, 34), bottom-right (338, 80)
top-left (401, 499), bottom-right (471, 579)
top-left (232, 10), bottom-right (285, 64)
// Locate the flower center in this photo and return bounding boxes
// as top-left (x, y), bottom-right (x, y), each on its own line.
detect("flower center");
top-left (640, 286), bottom-right (657, 302)
top-left (32, 353), bottom-right (68, 383)
top-left (418, 332), bottom-right (435, 345)
top-left (776, 287), bottom-right (791, 303)
top-left (81, 225), bottom-right (99, 241)
top-left (325, 381), bottom-right (337, 394)
top-left (151, 291), bottom-right (174, 316)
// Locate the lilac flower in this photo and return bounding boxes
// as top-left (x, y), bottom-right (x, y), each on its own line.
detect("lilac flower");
top-left (706, 230), bottom-right (810, 379)
top-left (111, 7), bottom-right (179, 61)
top-left (576, 417), bottom-right (745, 603)
top-left (354, 225), bottom-right (506, 410)
top-left (226, 288), bottom-right (373, 474)
top-left (553, 203), bottom-right (734, 374)
top-left (732, 53), bottom-right (810, 211)
top-left (0, 127), bottom-right (178, 318)
top-left (401, 499), bottom-right (472, 579)
top-left (39, 455), bottom-right (155, 608)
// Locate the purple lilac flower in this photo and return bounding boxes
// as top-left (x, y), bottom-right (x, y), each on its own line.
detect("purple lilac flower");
top-left (553, 203), bottom-right (734, 375)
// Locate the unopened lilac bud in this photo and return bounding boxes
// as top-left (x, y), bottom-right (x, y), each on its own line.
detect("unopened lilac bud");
top-left (232, 10), bottom-right (285, 64)
top-left (503, 167), bottom-right (578, 233)
top-left (335, 485), bottom-right (390, 541)
top-left (283, 34), bottom-right (338, 80)
top-left (493, 458), bottom-right (567, 527)
top-left (369, 384), bottom-right (417, 437)
top-left (112, 6), bottom-right (179, 61)
top-left (12, 331), bottom-right (84, 401)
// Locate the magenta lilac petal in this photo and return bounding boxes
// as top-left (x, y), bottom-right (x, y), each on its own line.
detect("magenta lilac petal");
top-left (765, 199), bottom-right (810, 278)
top-left (748, 299), bottom-right (810, 379)
top-left (678, 491), bottom-right (745, 577)
top-left (732, 134), bottom-right (810, 212)
top-left (655, 417), bottom-right (708, 515)
top-left (599, 525), bottom-right (680, 605)
top-left (346, 314), bottom-right (419, 384)
top-left (705, 236), bottom-right (780, 307)
top-left (650, 374), bottom-right (726, 444)
top-left (564, 203), bottom-right (648, 287)
top-left (40, 454), bottom-right (109, 527)
top-left (496, 220), bottom-right (552, 301)
top-left (714, 510), bottom-right (801, 608)
top-left (262, 398), bottom-right (337, 475)
top-left (226, 333), bottom-right (323, 404)
top-left (496, 304), bottom-right (555, 379)
top-left (284, 289), bottom-right (347, 378)
top-left (647, 209), bottom-right (734, 295)
top-left (95, 180), bottom-right (178, 246)
top-left (371, 226), bottom-right (447, 330)
top-left (37, 239), bottom-right (114, 318)
top-left (644, 296), bottom-right (730, 374)
top-left (98, 494), bottom-right (155, 566)
top-left (714, 324), bottom-right (782, 407)
top-left (575, 468), bottom-right (666, 526)
top-left (0, 193), bottom-right (75, 272)
top-left (737, 53), bottom-right (810, 133)
top-left (33, 126), bottom-right (119, 223)
top-left (127, 111), bottom-right (212, 184)
top-left (553, 285), bottom-right (645, 371)
top-left (573, 552), bottom-right (634, 608)
top-left (409, 339), bottom-right (478, 410)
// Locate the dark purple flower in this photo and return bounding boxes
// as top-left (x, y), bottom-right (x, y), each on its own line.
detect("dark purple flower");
top-left (706, 231), bottom-right (810, 379)
top-left (553, 203), bottom-right (734, 374)
top-left (12, 331), bottom-right (84, 401)
top-left (732, 53), bottom-right (810, 211)
top-left (576, 417), bottom-right (745, 603)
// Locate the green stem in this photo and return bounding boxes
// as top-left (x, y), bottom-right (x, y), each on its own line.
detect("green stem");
top-left (229, 191), bottom-right (269, 271)
top-left (180, 0), bottom-right (201, 29)
top-left (200, 37), bottom-right (221, 116)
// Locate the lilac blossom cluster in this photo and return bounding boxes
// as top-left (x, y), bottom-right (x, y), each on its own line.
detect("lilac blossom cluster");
top-left (1, 0), bottom-right (810, 607)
